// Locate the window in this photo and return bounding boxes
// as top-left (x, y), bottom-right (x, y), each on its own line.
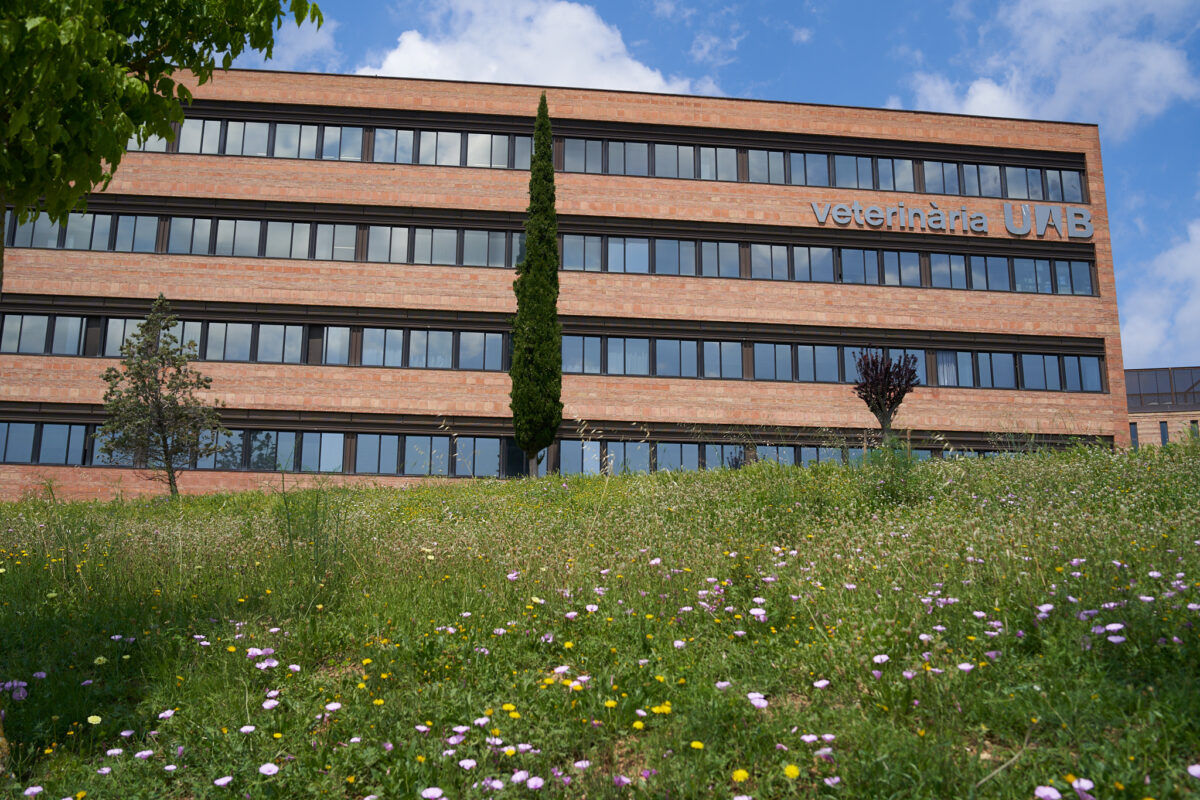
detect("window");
top-left (0, 422), bottom-right (37, 462)
top-left (560, 440), bottom-right (602, 475)
top-left (935, 351), bottom-right (975, 387)
top-left (196, 429), bottom-right (245, 470)
top-left (404, 435), bottom-right (450, 475)
top-left (1069, 261), bottom-right (1093, 295)
top-left (834, 155), bottom-right (873, 189)
top-left (655, 442), bottom-right (699, 471)
top-left (178, 119), bottom-right (222, 154)
top-left (1045, 169), bottom-right (1084, 203)
top-left (923, 161), bottom-right (960, 195)
top-left (607, 441), bottom-right (650, 474)
top-left (700, 241), bottom-right (739, 278)
top-left (311, 223), bottom-right (356, 261)
top-left (366, 225), bottom-right (410, 263)
top-left (839, 248), bottom-right (878, 284)
top-left (747, 149), bottom-right (785, 184)
top-left (654, 339), bottom-right (698, 378)
top-left (881, 251), bottom-right (921, 287)
top-left (756, 445), bottom-right (795, 465)
top-left (412, 228), bottom-right (458, 265)
top-left (929, 253), bottom-right (967, 289)
top-left (797, 344), bottom-right (840, 383)
top-left (977, 352), bottom-right (1016, 389)
top-left (703, 341), bottom-right (742, 379)
top-left (704, 444), bottom-right (745, 470)
top-left (888, 348), bottom-right (926, 385)
top-left (608, 141), bottom-right (649, 176)
top-left (362, 328), bottom-right (405, 367)
top-left (1020, 354), bottom-right (1061, 391)
top-left (104, 318), bottom-right (144, 357)
top-left (355, 433), bottom-right (400, 474)
top-left (793, 246), bottom-right (834, 282)
top-left (407, 330), bottom-right (454, 369)
top-left (417, 131), bottom-right (462, 166)
top-left (607, 237), bottom-right (650, 274)
top-left (51, 316), bottom-right (85, 355)
top-left (263, 221), bottom-right (312, 259)
top-left (653, 239), bottom-right (697, 276)
top-left (562, 335), bottom-right (602, 374)
top-left (607, 337), bottom-right (650, 376)
top-left (299, 431), bottom-right (344, 472)
top-left (1129, 423), bottom-right (1139, 450)
top-left (877, 158), bottom-right (915, 192)
top-left (753, 343), bottom-right (792, 381)
top-left (653, 144), bottom-right (695, 179)
top-left (562, 235), bottom-right (602, 271)
top-left (969, 256), bottom-right (1010, 291)
top-left (36, 423), bottom-right (88, 465)
top-left (322, 326), bottom-right (350, 365)
top-left (563, 138), bottom-right (603, 173)
top-left (698, 147), bottom-right (738, 181)
top-left (466, 133), bottom-right (512, 169)
top-left (750, 244), bottom-right (788, 280)
top-left (373, 128), bottom-right (414, 164)
top-left (454, 436), bottom-right (501, 477)
top-left (458, 332), bottom-right (504, 370)
top-left (257, 324), bottom-right (304, 364)
top-left (788, 152), bottom-right (830, 187)
top-left (1160, 421), bottom-right (1169, 445)
top-left (204, 322), bottom-right (253, 361)
top-left (463, 230), bottom-right (508, 267)
top-left (1, 314), bottom-right (48, 354)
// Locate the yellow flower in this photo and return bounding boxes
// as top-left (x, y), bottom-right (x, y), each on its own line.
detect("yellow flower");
top-left (346, 776), bottom-right (355, 783)
top-left (633, 720), bottom-right (645, 730)
top-left (604, 700), bottom-right (617, 708)
top-left (784, 764), bottom-right (800, 780)
top-left (373, 699), bottom-right (384, 706)
top-left (226, 646), bottom-right (237, 652)
top-left (416, 755), bottom-right (426, 763)
top-left (690, 741), bottom-right (704, 750)
top-left (732, 769), bottom-right (749, 783)
top-left (86, 715), bottom-right (101, 725)
top-left (509, 711), bottom-right (521, 719)
top-left (563, 641), bottom-right (574, 649)
top-left (502, 703), bottom-right (516, 711)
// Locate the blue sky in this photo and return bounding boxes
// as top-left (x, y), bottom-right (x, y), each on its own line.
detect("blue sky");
top-left (240, 0), bottom-right (1200, 369)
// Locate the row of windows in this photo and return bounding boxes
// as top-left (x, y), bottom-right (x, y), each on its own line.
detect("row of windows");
top-left (564, 336), bottom-right (1103, 391)
top-left (4, 211), bottom-right (528, 268)
top-left (562, 137), bottom-right (1086, 201)
top-left (562, 234), bottom-right (1096, 295)
top-left (123, 114), bottom-right (1087, 200)
top-left (1, 311), bottom-right (1104, 392)
top-left (1, 421), bottom-right (1006, 475)
top-left (1125, 367), bottom-right (1200, 411)
top-left (4, 211), bottom-right (1095, 296)
top-left (130, 119), bottom-right (534, 170)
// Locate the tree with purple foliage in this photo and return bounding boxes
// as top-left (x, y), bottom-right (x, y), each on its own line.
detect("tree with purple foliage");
top-left (853, 348), bottom-right (919, 441)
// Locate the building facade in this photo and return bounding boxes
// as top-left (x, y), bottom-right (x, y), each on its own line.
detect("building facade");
top-left (0, 70), bottom-right (1127, 499)
top-left (1126, 366), bottom-right (1199, 447)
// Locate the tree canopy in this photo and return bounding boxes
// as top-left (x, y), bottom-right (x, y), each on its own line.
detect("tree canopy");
top-left (0, 0), bottom-right (322, 288)
top-left (853, 348), bottom-right (920, 440)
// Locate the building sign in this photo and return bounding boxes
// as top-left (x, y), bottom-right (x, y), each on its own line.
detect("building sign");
top-left (811, 201), bottom-right (1093, 239)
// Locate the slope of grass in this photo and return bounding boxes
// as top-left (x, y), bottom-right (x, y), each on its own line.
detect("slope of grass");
top-left (2, 441), bottom-right (1199, 799)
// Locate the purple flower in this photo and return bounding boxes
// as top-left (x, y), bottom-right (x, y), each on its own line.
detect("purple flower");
top-left (23, 788), bottom-right (43, 797)
top-left (158, 709), bottom-right (175, 719)
top-left (613, 775), bottom-right (632, 786)
top-left (1188, 764), bottom-right (1200, 779)
top-left (106, 748), bottom-right (123, 757)
top-left (1034, 787), bottom-right (1062, 800)
top-left (824, 776), bottom-right (841, 786)
top-left (262, 699), bottom-right (279, 710)
top-left (288, 664), bottom-right (301, 672)
top-left (324, 702), bottom-right (341, 712)
top-left (715, 681), bottom-right (731, 690)
top-left (574, 760), bottom-right (591, 770)
top-left (459, 758), bottom-right (476, 770)
top-left (421, 788), bottom-right (444, 799)
top-left (258, 763), bottom-right (279, 776)
top-left (873, 654), bottom-right (889, 664)
top-left (871, 670), bottom-right (882, 679)
top-left (512, 770), bottom-right (530, 784)
top-left (97, 767), bottom-right (112, 775)
top-left (958, 663), bottom-right (974, 672)
top-left (813, 679), bottom-right (830, 688)
top-left (214, 776), bottom-right (233, 787)
top-left (527, 776), bottom-right (545, 789)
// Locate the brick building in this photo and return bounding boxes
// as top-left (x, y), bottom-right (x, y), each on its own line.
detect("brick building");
top-left (1126, 366), bottom-right (1199, 447)
top-left (0, 70), bottom-right (1127, 498)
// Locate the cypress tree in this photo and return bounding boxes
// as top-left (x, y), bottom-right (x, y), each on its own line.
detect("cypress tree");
top-left (509, 92), bottom-right (562, 473)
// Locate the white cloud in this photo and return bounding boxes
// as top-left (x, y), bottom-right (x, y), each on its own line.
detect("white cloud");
top-left (653, 0), bottom-right (695, 23)
top-left (237, 19), bottom-right (342, 72)
top-left (1120, 217), bottom-right (1200, 367)
top-left (883, 95), bottom-right (903, 110)
top-left (357, 0), bottom-right (720, 95)
top-left (908, 0), bottom-right (1199, 137)
top-left (689, 31), bottom-right (744, 67)
top-left (790, 26), bottom-right (812, 44)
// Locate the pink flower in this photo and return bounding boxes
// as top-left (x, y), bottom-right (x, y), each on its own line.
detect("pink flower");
top-left (324, 702), bottom-right (341, 712)
top-left (813, 679), bottom-right (830, 688)
top-left (158, 709), bottom-right (175, 719)
top-left (214, 776), bottom-right (233, 787)
top-left (613, 775), bottom-right (632, 786)
top-left (873, 654), bottom-right (889, 664)
top-left (527, 776), bottom-right (545, 789)
top-left (958, 663), bottom-right (974, 672)
top-left (421, 789), bottom-right (444, 799)
top-left (1034, 787), bottom-right (1061, 799)
top-left (259, 763), bottom-right (279, 776)
top-left (824, 776), bottom-right (841, 786)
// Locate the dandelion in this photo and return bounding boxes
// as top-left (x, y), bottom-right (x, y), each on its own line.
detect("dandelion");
top-left (87, 715), bottom-right (102, 725)
top-left (732, 769), bottom-right (749, 782)
top-left (214, 776), bottom-right (233, 787)
top-left (690, 741), bottom-right (704, 750)
top-left (784, 764), bottom-right (800, 779)
top-left (258, 763), bottom-right (279, 776)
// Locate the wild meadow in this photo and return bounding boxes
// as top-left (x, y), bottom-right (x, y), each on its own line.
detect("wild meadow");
top-left (2, 441), bottom-right (1199, 799)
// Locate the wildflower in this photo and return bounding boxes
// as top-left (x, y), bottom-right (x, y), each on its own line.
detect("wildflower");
top-left (613, 775), bottom-right (632, 786)
top-left (527, 776), bottom-right (545, 789)
top-left (825, 776), bottom-right (841, 786)
top-left (1034, 787), bottom-right (1061, 800)
top-left (258, 763), bottom-right (280, 776)
top-left (262, 699), bottom-right (279, 710)
top-left (23, 788), bottom-right (43, 797)
top-left (288, 664), bottom-right (301, 672)
top-left (813, 679), bottom-right (830, 688)
top-left (958, 663), bottom-right (974, 672)
top-left (1189, 765), bottom-right (1200, 779)
top-left (158, 709), bottom-right (175, 719)
top-left (690, 741), bottom-right (704, 750)
top-left (512, 770), bottom-right (530, 783)
top-left (164, 764), bottom-right (177, 772)
top-left (575, 760), bottom-right (591, 769)
top-left (747, 692), bottom-right (768, 709)
top-left (459, 759), bottom-right (477, 770)
top-left (97, 768), bottom-right (111, 775)
top-left (733, 769), bottom-right (749, 782)
top-left (716, 681), bottom-right (731, 690)
top-left (87, 715), bottom-right (102, 725)
top-left (784, 764), bottom-right (800, 779)
top-left (325, 702), bottom-right (342, 712)
top-left (239, 725), bottom-right (255, 733)
top-left (421, 788), bottom-right (444, 799)
top-left (106, 748), bottom-right (123, 757)
top-left (873, 654), bottom-right (889, 664)
top-left (214, 776), bottom-right (233, 787)
top-left (135, 750), bottom-right (153, 759)
top-left (120, 730), bottom-right (134, 738)
top-left (674, 640), bottom-right (686, 649)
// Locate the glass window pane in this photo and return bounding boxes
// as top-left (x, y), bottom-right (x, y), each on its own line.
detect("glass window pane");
top-left (992, 353), bottom-right (1016, 388)
top-left (563, 335), bottom-right (583, 373)
top-left (190, 217), bottom-right (211, 254)
top-left (432, 229), bottom-right (456, 265)
top-left (16, 315), bottom-right (47, 354)
top-left (409, 330), bottom-right (427, 367)
top-left (805, 153), bottom-right (829, 186)
top-left (367, 226), bottom-right (391, 262)
top-left (1062, 171), bottom-right (1083, 203)
top-left (38, 424), bottom-right (70, 464)
top-left (491, 134), bottom-right (509, 168)
top-left (747, 150), bottom-right (767, 183)
top-left (459, 331), bottom-right (484, 369)
top-left (178, 119), bottom-right (204, 153)
top-left (626, 238), bottom-right (649, 273)
top-left (1022, 354), bottom-right (1045, 389)
top-left (963, 164), bottom-right (980, 196)
top-left (373, 128), bottom-right (396, 163)
top-left (427, 331), bottom-right (453, 368)
top-left (924, 161), bottom-right (944, 193)
top-left (1014, 258), bottom-right (1037, 292)
top-left (625, 142), bottom-right (648, 176)
top-left (834, 155), bottom-right (857, 188)
top-left (1036, 260), bottom-right (1054, 293)
top-left (339, 127), bottom-right (362, 161)
top-left (656, 339), bottom-right (680, 376)
top-left (225, 121), bottom-right (244, 155)
top-left (321, 126), bottom-right (341, 159)
top-left (356, 433), bottom-right (380, 473)
top-left (1055, 261), bottom-right (1073, 294)
top-left (584, 336), bottom-right (601, 374)
top-left (242, 122), bottom-right (269, 157)
top-left (273, 123), bottom-right (300, 158)
top-left (4, 422), bottom-right (36, 462)
top-left (878, 159), bottom-right (894, 191)
top-left (233, 219), bottom-right (260, 257)
top-left (1045, 356), bottom-right (1061, 391)
top-left (258, 324), bottom-right (285, 362)
top-left (513, 136), bottom-right (532, 169)
top-left (815, 345), bottom-right (839, 382)
top-left (655, 144), bottom-right (678, 178)
top-left (224, 323), bottom-right (252, 361)
top-left (721, 342), bottom-right (742, 378)
top-left (1071, 261), bottom-right (1093, 295)
top-left (1005, 166), bottom-right (1027, 199)
top-left (324, 326), bottom-right (350, 365)
top-left (51, 316), bottom-right (83, 355)
top-left (608, 337), bottom-right (625, 375)
top-left (275, 431), bottom-right (297, 471)
top-left (130, 216), bottom-right (157, 252)
top-left (979, 165), bottom-right (1001, 197)
top-left (463, 230), bottom-right (488, 266)
top-left (987, 256), bottom-right (1010, 291)
top-left (894, 159), bottom-right (914, 192)
top-left (319, 433), bottom-right (344, 472)
top-left (625, 338), bottom-right (650, 375)
top-left (436, 132), bottom-right (461, 166)
top-left (467, 133), bottom-right (491, 167)
top-left (1081, 357), bottom-right (1102, 392)
top-left (264, 221), bottom-right (292, 258)
top-left (331, 224), bottom-right (356, 261)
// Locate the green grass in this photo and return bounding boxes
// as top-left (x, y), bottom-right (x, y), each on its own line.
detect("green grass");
top-left (2, 441), bottom-right (1200, 799)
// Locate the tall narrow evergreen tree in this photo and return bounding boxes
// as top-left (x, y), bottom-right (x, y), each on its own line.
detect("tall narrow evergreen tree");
top-left (509, 93), bottom-right (562, 474)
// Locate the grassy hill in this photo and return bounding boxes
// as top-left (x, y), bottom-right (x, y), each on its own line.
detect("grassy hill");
top-left (2, 442), bottom-right (1199, 799)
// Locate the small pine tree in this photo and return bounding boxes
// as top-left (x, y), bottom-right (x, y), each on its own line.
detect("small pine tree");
top-left (509, 92), bottom-right (562, 473)
top-left (97, 294), bottom-right (227, 496)
top-left (853, 348), bottom-right (919, 441)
